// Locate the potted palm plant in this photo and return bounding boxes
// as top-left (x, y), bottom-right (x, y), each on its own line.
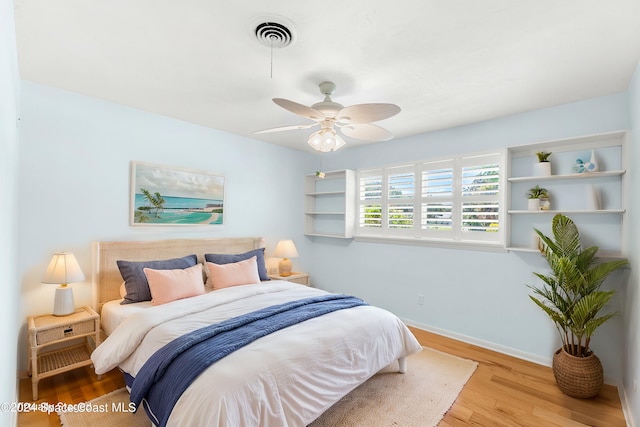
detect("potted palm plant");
top-left (528, 214), bottom-right (628, 398)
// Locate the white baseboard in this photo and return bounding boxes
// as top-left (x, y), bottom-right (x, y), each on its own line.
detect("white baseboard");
top-left (402, 318), bottom-right (553, 367)
top-left (618, 383), bottom-right (635, 427)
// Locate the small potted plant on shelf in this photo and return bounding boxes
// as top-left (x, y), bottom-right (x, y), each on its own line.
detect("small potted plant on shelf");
top-left (527, 214), bottom-right (628, 398)
top-left (534, 151), bottom-right (552, 176)
top-left (527, 185), bottom-right (549, 210)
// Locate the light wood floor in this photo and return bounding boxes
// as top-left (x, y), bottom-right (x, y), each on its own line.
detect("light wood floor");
top-left (17, 327), bottom-right (626, 426)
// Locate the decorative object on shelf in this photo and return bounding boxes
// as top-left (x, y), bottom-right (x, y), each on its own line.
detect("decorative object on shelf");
top-left (586, 185), bottom-right (600, 210)
top-left (528, 214), bottom-right (628, 398)
top-left (42, 252), bottom-right (85, 316)
top-left (583, 149), bottom-right (599, 173)
top-left (315, 171), bottom-right (325, 179)
top-left (273, 239), bottom-right (299, 277)
top-left (571, 158), bottom-right (585, 174)
top-left (534, 151), bottom-right (552, 176)
top-left (539, 197), bottom-right (551, 210)
top-left (526, 185), bottom-right (549, 210)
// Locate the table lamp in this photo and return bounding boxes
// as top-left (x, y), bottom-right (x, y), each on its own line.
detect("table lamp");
top-left (273, 240), bottom-right (299, 277)
top-left (42, 252), bottom-right (85, 316)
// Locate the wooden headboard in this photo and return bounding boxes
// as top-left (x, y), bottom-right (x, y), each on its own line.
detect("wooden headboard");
top-left (92, 237), bottom-right (265, 312)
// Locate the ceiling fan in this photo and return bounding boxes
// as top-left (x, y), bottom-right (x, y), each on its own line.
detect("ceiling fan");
top-left (255, 81), bottom-right (401, 152)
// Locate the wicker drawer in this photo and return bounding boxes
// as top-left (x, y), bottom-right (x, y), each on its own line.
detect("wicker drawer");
top-left (30, 307), bottom-right (98, 346)
top-left (36, 319), bottom-right (96, 345)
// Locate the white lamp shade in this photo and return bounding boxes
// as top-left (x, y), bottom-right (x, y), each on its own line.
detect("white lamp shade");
top-left (273, 240), bottom-right (299, 259)
top-left (43, 252), bottom-right (84, 316)
top-left (43, 252), bottom-right (85, 285)
top-left (273, 240), bottom-right (299, 277)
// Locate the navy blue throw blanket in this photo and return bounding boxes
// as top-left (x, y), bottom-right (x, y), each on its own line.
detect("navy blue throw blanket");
top-left (130, 294), bottom-right (367, 427)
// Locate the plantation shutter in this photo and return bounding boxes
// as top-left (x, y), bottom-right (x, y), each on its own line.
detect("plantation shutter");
top-left (420, 160), bottom-right (454, 239)
top-left (358, 169), bottom-right (383, 235)
top-left (459, 153), bottom-right (502, 242)
top-left (387, 165), bottom-right (416, 235)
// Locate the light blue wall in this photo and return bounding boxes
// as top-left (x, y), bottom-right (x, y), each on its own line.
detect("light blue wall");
top-left (310, 93), bottom-right (630, 383)
top-left (623, 61), bottom-right (640, 427)
top-left (0, 0), bottom-right (20, 425)
top-left (16, 81), bottom-right (316, 371)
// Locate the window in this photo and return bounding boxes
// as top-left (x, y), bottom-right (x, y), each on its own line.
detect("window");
top-left (356, 151), bottom-right (504, 248)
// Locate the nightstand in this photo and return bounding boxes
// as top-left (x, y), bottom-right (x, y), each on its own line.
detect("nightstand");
top-left (268, 272), bottom-right (311, 286)
top-left (27, 306), bottom-right (101, 400)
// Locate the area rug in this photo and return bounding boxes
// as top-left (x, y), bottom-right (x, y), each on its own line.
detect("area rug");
top-left (309, 347), bottom-right (478, 427)
top-left (59, 347), bottom-right (477, 427)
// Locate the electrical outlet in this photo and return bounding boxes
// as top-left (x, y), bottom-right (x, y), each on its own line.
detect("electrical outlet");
top-left (417, 294), bottom-right (424, 305)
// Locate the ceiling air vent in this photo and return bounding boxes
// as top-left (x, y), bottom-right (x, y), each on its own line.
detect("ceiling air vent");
top-left (254, 19), bottom-right (295, 49)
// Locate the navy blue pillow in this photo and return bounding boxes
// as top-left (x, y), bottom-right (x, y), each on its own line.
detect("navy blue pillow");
top-left (117, 254), bottom-right (198, 304)
top-left (204, 248), bottom-right (270, 281)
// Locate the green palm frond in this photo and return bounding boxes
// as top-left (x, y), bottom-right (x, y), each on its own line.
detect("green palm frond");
top-left (527, 214), bottom-right (628, 356)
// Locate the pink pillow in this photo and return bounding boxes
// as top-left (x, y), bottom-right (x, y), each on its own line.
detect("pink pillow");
top-left (143, 263), bottom-right (205, 306)
top-left (206, 256), bottom-right (261, 290)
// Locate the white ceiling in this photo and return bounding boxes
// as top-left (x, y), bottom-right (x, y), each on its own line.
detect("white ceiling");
top-left (13, 0), bottom-right (640, 152)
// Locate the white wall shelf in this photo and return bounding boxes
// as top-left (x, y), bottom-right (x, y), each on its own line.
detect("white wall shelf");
top-left (304, 170), bottom-right (355, 238)
top-left (508, 209), bottom-right (625, 214)
top-left (506, 130), bottom-right (627, 256)
top-left (507, 170), bottom-right (625, 182)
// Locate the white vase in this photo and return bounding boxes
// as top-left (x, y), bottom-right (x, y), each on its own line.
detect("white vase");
top-left (532, 232), bottom-right (544, 250)
top-left (587, 185), bottom-right (600, 210)
top-left (533, 162), bottom-right (551, 176)
top-left (528, 198), bottom-right (540, 210)
top-left (584, 149), bottom-right (599, 173)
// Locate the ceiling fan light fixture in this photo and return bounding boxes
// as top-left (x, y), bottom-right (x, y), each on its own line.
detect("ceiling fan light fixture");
top-left (308, 129), bottom-right (345, 152)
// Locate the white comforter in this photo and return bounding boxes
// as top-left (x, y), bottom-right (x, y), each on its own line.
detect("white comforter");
top-left (91, 281), bottom-right (422, 426)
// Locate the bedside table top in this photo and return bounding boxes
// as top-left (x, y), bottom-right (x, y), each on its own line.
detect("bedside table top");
top-left (30, 306), bottom-right (98, 331)
top-left (268, 272), bottom-right (309, 280)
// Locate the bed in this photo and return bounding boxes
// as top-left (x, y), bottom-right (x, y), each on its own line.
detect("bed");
top-left (90, 237), bottom-right (422, 426)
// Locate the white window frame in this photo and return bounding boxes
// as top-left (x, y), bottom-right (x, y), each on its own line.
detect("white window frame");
top-left (355, 150), bottom-right (506, 251)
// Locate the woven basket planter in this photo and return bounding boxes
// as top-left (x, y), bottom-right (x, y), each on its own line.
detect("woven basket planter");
top-left (552, 347), bottom-right (603, 398)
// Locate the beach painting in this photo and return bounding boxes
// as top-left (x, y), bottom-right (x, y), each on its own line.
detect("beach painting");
top-left (130, 161), bottom-right (224, 226)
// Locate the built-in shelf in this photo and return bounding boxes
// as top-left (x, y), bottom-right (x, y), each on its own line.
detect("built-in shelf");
top-left (306, 191), bottom-right (346, 196)
top-left (507, 170), bottom-right (625, 182)
top-left (506, 130), bottom-right (627, 254)
top-left (304, 232), bottom-right (350, 238)
top-left (304, 170), bottom-right (355, 238)
top-left (508, 209), bottom-right (625, 214)
top-left (507, 245), bottom-right (625, 259)
top-left (306, 211), bottom-right (346, 215)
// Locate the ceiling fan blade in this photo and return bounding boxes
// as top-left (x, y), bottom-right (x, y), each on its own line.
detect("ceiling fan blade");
top-left (339, 123), bottom-right (394, 141)
top-left (273, 98), bottom-right (324, 121)
top-left (254, 123), bottom-right (318, 134)
top-left (336, 103), bottom-right (401, 124)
